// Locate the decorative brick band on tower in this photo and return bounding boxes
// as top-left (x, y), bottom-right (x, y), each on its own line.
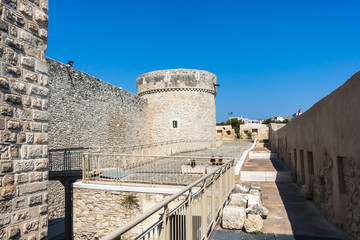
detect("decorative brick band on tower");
top-left (137, 69), bottom-right (218, 146)
top-left (0, 0), bottom-right (49, 239)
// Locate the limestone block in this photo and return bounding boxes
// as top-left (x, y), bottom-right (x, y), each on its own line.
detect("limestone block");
top-left (0, 106), bottom-right (13, 116)
top-left (0, 186), bottom-right (16, 199)
top-left (15, 173), bottom-right (29, 184)
top-left (5, 94), bottom-right (22, 104)
top-left (3, 175), bottom-right (14, 187)
top-left (7, 120), bottom-right (22, 130)
top-left (232, 183), bottom-right (249, 194)
top-left (14, 161), bottom-right (33, 173)
top-left (11, 81), bottom-right (26, 93)
top-left (25, 72), bottom-right (38, 82)
top-left (31, 123), bottom-right (42, 132)
top-left (1, 162), bottom-right (12, 173)
top-left (23, 220), bottom-right (39, 234)
top-left (244, 214), bottom-right (263, 233)
top-left (0, 77), bottom-right (9, 89)
top-left (14, 210), bottom-right (30, 222)
top-left (21, 57), bottom-right (35, 69)
top-left (0, 20), bottom-right (9, 32)
top-left (17, 132), bottom-right (26, 143)
top-left (12, 197), bottom-right (25, 211)
top-left (29, 172), bottom-right (42, 182)
top-left (19, 1), bottom-right (33, 17)
top-left (6, 38), bottom-right (24, 52)
top-left (34, 9), bottom-right (48, 27)
top-left (1, 131), bottom-right (17, 142)
top-left (249, 189), bottom-right (262, 197)
top-left (10, 145), bottom-right (20, 158)
top-left (35, 60), bottom-right (48, 74)
top-left (0, 200), bottom-right (11, 214)
top-left (18, 182), bottom-right (47, 195)
top-left (222, 206), bottom-right (245, 230)
top-left (30, 85), bottom-right (49, 97)
top-left (34, 133), bottom-right (47, 144)
top-left (28, 21), bottom-right (39, 34)
top-left (229, 193), bottom-right (246, 207)
top-left (28, 145), bottom-right (42, 158)
top-left (31, 98), bottom-right (42, 109)
top-left (246, 204), bottom-right (269, 219)
top-left (34, 159), bottom-right (47, 170)
top-left (247, 194), bottom-right (261, 208)
top-left (250, 182), bottom-right (261, 191)
top-left (8, 225), bottom-right (20, 238)
top-left (29, 195), bottom-right (42, 206)
top-left (39, 29), bottom-right (48, 40)
top-left (0, 216), bottom-right (11, 227)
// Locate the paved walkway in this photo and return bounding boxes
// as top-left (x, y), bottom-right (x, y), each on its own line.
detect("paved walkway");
top-left (213, 143), bottom-right (347, 240)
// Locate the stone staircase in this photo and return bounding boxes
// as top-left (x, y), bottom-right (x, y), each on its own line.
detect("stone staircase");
top-left (240, 144), bottom-right (292, 182)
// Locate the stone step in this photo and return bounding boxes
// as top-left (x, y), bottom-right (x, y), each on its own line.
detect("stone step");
top-left (249, 151), bottom-right (278, 159)
top-left (240, 170), bottom-right (292, 182)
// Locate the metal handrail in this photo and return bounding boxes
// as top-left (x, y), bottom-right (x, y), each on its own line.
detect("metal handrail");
top-left (101, 159), bottom-right (234, 240)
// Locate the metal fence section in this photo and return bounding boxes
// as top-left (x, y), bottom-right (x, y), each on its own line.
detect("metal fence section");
top-left (101, 158), bottom-right (235, 240)
top-left (49, 147), bottom-right (89, 173)
top-left (82, 153), bottom-right (232, 186)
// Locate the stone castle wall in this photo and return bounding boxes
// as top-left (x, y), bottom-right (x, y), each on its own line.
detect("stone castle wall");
top-left (0, 0), bottom-right (49, 239)
top-left (137, 69), bottom-right (217, 146)
top-left (269, 71), bottom-right (360, 239)
top-left (47, 58), bottom-right (147, 149)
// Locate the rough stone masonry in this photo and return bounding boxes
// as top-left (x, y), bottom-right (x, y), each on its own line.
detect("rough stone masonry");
top-left (0, 0), bottom-right (49, 239)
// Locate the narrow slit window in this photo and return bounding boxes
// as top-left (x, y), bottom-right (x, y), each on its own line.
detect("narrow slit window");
top-left (337, 157), bottom-right (346, 194)
top-left (172, 120), bottom-right (178, 128)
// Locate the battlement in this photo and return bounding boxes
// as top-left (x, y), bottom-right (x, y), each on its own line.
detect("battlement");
top-left (136, 69), bottom-right (217, 96)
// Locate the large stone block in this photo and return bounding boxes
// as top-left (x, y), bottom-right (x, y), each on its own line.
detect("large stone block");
top-left (32, 110), bottom-right (49, 121)
top-left (244, 214), bottom-right (263, 233)
top-left (232, 183), bottom-right (249, 194)
top-left (23, 220), bottom-right (39, 234)
top-left (229, 193), bottom-right (246, 207)
top-left (5, 94), bottom-right (22, 104)
top-left (246, 204), bottom-right (269, 219)
top-left (222, 206), bottom-right (245, 230)
top-left (247, 194), bottom-right (262, 208)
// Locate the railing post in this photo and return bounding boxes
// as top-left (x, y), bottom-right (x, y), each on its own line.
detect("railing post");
top-left (82, 154), bottom-right (85, 182)
top-left (159, 205), bottom-right (170, 240)
top-left (211, 173), bottom-right (216, 222)
top-left (201, 180), bottom-right (208, 240)
top-left (185, 189), bottom-right (193, 240)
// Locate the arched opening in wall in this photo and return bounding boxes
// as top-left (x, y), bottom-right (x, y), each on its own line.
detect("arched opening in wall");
top-left (299, 150), bottom-right (305, 185)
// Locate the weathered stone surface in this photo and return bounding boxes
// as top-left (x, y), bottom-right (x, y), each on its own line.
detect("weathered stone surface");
top-left (0, 106), bottom-right (13, 116)
top-left (32, 110), bottom-right (49, 121)
top-left (1, 131), bottom-right (17, 142)
top-left (7, 120), bottom-right (22, 130)
top-left (250, 182), bottom-right (261, 191)
top-left (18, 182), bottom-right (46, 196)
top-left (25, 72), bottom-right (38, 82)
top-left (21, 57), bottom-right (35, 69)
top-left (34, 159), bottom-right (47, 170)
top-left (8, 225), bottom-right (20, 238)
top-left (1, 162), bottom-right (12, 173)
top-left (246, 204), bottom-right (269, 219)
top-left (39, 29), bottom-right (48, 40)
top-left (249, 189), bottom-right (261, 197)
top-left (11, 81), bottom-right (26, 93)
top-left (34, 133), bottom-right (47, 144)
top-left (34, 10), bottom-right (48, 27)
top-left (28, 21), bottom-right (39, 34)
top-left (35, 60), bottom-right (48, 74)
top-left (232, 183), bottom-right (249, 194)
top-left (30, 85), bottom-right (48, 97)
top-left (0, 119), bottom-right (5, 130)
top-left (247, 194), bottom-right (262, 208)
top-left (3, 175), bottom-right (14, 187)
top-left (0, 186), bottom-right (16, 199)
top-left (301, 184), bottom-right (313, 200)
top-left (15, 173), bottom-right (29, 184)
top-left (0, 200), bottom-right (12, 214)
top-left (244, 214), bottom-right (263, 233)
top-left (29, 195), bottom-right (42, 206)
top-left (222, 206), bottom-right (246, 230)
top-left (28, 145), bottom-right (42, 158)
top-left (5, 94), bottom-right (22, 104)
top-left (229, 193), bottom-right (247, 207)
top-left (23, 220), bottom-right (39, 234)
top-left (0, 77), bottom-right (10, 89)
top-left (0, 20), bottom-right (9, 33)
top-left (6, 38), bottom-right (24, 51)
top-left (20, 1), bottom-right (33, 17)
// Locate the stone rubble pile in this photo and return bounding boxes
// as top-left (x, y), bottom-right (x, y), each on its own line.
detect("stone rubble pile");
top-left (222, 183), bottom-right (269, 233)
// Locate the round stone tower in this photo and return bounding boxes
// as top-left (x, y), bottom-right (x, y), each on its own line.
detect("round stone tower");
top-left (137, 69), bottom-right (217, 147)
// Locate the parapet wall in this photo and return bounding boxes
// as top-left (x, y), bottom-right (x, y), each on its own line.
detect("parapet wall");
top-left (47, 58), bottom-right (147, 149)
top-left (269, 71), bottom-right (360, 239)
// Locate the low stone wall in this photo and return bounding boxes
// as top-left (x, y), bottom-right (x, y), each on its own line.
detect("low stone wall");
top-left (73, 186), bottom-right (184, 240)
top-left (269, 71), bottom-right (360, 239)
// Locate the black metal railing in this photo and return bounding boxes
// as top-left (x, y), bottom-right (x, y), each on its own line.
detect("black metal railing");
top-left (49, 147), bottom-right (89, 174)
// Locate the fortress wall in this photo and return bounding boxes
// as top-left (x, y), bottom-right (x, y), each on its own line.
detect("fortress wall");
top-left (269, 71), bottom-right (360, 239)
top-left (47, 58), bottom-right (147, 149)
top-left (0, 0), bottom-right (49, 239)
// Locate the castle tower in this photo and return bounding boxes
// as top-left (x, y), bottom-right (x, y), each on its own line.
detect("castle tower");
top-left (137, 69), bottom-right (217, 147)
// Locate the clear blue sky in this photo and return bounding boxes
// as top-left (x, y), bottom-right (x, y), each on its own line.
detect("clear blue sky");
top-left (47, 0), bottom-right (360, 122)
